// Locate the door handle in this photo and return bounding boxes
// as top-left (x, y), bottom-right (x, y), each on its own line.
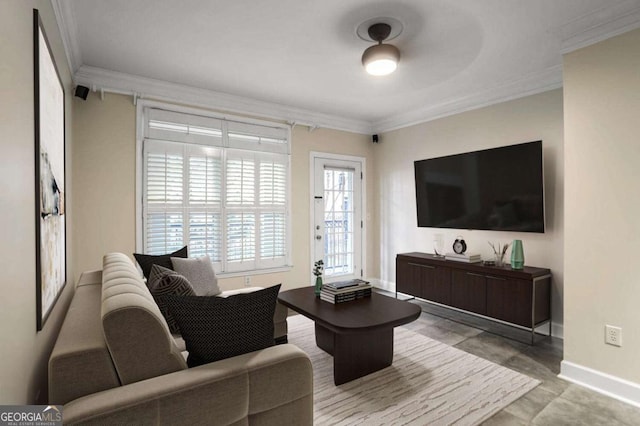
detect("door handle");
top-left (316, 235), bottom-right (322, 240)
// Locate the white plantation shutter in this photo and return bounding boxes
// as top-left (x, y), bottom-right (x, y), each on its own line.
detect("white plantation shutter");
top-left (223, 150), bottom-right (288, 271)
top-left (141, 107), bottom-right (290, 273)
top-left (147, 109), bottom-right (223, 146)
top-left (146, 151), bottom-right (183, 205)
top-left (188, 155), bottom-right (222, 205)
top-left (226, 212), bottom-right (255, 264)
top-left (258, 155), bottom-right (287, 268)
top-left (227, 120), bottom-right (288, 154)
top-left (224, 151), bottom-right (256, 271)
top-left (189, 212), bottom-right (222, 261)
top-left (226, 155), bottom-right (255, 206)
top-left (260, 213), bottom-right (286, 259)
top-left (260, 159), bottom-right (286, 205)
top-left (187, 145), bottom-right (223, 267)
top-left (144, 141), bottom-right (185, 254)
top-left (146, 212), bottom-right (184, 254)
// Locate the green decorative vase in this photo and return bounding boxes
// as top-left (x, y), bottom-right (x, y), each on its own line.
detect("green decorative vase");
top-left (511, 239), bottom-right (525, 270)
top-left (314, 276), bottom-right (323, 296)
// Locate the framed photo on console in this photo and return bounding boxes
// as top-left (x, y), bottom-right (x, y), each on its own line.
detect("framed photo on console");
top-left (34, 9), bottom-right (66, 331)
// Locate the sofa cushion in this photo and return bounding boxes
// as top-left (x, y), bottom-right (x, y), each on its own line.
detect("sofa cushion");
top-left (148, 265), bottom-right (196, 333)
top-left (60, 344), bottom-right (313, 426)
top-left (171, 255), bottom-right (221, 296)
top-left (133, 246), bottom-right (187, 280)
top-left (165, 285), bottom-right (281, 367)
top-left (102, 253), bottom-right (187, 385)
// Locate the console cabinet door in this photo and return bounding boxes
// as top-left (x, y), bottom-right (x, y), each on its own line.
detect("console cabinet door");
top-left (486, 277), bottom-right (532, 327)
top-left (396, 259), bottom-right (451, 303)
top-left (421, 263), bottom-right (451, 305)
top-left (451, 270), bottom-right (486, 315)
top-left (396, 258), bottom-right (422, 297)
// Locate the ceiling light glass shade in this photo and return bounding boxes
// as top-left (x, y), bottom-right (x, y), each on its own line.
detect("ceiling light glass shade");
top-left (362, 43), bottom-right (400, 76)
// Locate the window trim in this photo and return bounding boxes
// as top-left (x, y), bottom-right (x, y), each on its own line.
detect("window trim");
top-left (136, 100), bottom-right (292, 277)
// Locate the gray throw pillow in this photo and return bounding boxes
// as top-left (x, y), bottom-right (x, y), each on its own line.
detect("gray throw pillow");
top-left (171, 256), bottom-right (221, 296)
top-left (148, 265), bottom-right (195, 333)
top-left (164, 285), bottom-right (281, 367)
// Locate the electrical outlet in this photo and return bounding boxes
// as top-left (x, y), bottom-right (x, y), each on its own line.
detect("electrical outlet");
top-left (244, 276), bottom-right (251, 287)
top-left (605, 325), bottom-right (622, 347)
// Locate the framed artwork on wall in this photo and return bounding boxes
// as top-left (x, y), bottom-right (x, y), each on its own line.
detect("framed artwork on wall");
top-left (34, 9), bottom-right (66, 331)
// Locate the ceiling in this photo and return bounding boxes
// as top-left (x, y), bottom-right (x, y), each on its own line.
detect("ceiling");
top-left (54, 0), bottom-right (640, 133)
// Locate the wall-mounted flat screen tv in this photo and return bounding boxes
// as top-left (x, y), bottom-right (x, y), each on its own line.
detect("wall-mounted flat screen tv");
top-left (414, 141), bottom-right (544, 233)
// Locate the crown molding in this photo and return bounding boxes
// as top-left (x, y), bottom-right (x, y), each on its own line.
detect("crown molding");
top-left (74, 66), bottom-right (374, 134)
top-left (55, 1), bottom-right (640, 136)
top-left (51, 0), bottom-right (82, 74)
top-left (374, 65), bottom-right (563, 133)
top-left (77, 64), bottom-right (563, 137)
top-left (560, 0), bottom-right (640, 54)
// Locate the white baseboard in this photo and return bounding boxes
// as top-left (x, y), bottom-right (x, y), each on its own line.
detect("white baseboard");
top-left (559, 361), bottom-right (640, 408)
top-left (536, 322), bottom-right (563, 339)
top-left (371, 279), bottom-right (394, 292)
top-left (551, 323), bottom-right (564, 339)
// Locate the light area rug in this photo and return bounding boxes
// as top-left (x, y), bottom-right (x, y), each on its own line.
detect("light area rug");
top-left (287, 314), bottom-right (539, 426)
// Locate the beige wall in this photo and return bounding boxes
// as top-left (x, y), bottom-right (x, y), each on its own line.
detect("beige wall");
top-left (288, 127), bottom-right (377, 289)
top-left (375, 90), bottom-right (565, 334)
top-left (0, 1), bottom-right (74, 403)
top-left (563, 29), bottom-right (640, 382)
top-left (72, 94), bottom-right (136, 279)
top-left (71, 95), bottom-right (377, 291)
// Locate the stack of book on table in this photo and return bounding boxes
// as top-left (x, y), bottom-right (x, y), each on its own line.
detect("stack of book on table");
top-left (444, 252), bottom-right (482, 263)
top-left (320, 279), bottom-right (372, 304)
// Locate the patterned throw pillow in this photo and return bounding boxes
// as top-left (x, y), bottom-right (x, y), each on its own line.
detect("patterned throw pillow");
top-left (165, 285), bottom-right (281, 367)
top-left (148, 264), bottom-right (195, 334)
top-left (171, 255), bottom-right (221, 296)
top-left (133, 246), bottom-right (188, 280)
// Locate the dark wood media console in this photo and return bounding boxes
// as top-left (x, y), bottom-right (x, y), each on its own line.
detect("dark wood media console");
top-left (396, 252), bottom-right (552, 344)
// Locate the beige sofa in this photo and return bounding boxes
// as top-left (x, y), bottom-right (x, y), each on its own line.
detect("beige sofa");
top-left (49, 253), bottom-right (313, 425)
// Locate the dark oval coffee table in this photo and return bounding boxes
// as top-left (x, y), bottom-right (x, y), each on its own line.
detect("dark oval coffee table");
top-left (278, 286), bottom-right (421, 385)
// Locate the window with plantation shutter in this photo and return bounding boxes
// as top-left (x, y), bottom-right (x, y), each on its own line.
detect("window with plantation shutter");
top-left (140, 107), bottom-right (290, 274)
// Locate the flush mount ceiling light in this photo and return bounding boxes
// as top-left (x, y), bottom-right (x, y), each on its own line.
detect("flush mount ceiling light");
top-left (360, 22), bottom-right (401, 76)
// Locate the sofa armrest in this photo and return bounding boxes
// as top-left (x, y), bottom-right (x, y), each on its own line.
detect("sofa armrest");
top-left (61, 344), bottom-right (313, 426)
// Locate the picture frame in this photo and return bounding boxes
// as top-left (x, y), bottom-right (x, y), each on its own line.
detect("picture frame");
top-left (34, 9), bottom-right (66, 331)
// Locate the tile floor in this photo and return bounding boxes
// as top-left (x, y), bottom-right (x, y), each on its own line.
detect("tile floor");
top-left (392, 296), bottom-right (640, 425)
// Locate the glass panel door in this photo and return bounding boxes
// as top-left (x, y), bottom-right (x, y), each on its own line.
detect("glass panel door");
top-left (313, 156), bottom-right (362, 282)
top-left (323, 167), bottom-right (355, 276)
